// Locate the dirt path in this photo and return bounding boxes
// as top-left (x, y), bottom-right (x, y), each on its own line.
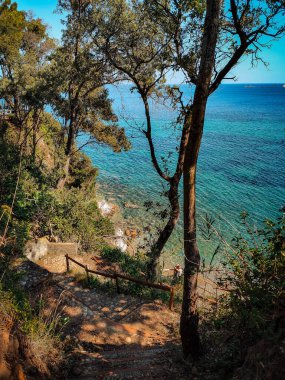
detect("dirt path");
top-left (41, 271), bottom-right (190, 379)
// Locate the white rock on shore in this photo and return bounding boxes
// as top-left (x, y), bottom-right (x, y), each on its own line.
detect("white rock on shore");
top-left (98, 200), bottom-right (128, 252)
top-left (98, 199), bottom-right (113, 216)
top-left (115, 228), bottom-right (128, 252)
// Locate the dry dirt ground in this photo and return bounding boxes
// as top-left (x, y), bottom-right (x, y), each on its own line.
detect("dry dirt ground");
top-left (24, 254), bottom-right (192, 379)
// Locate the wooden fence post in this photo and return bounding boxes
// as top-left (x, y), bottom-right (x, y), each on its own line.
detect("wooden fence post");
top-left (169, 287), bottom-right (174, 310)
top-left (65, 254), bottom-right (70, 273)
top-left (64, 256), bottom-right (174, 307)
top-left (85, 265), bottom-right (90, 284)
top-left (115, 273), bottom-right (120, 294)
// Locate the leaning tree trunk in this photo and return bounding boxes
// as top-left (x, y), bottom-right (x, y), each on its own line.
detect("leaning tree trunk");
top-left (180, 0), bottom-right (221, 360)
top-left (147, 181), bottom-right (180, 280)
top-left (144, 97), bottom-right (192, 281)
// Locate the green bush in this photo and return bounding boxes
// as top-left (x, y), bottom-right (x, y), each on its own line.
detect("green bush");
top-left (0, 266), bottom-right (63, 377)
top-left (100, 247), bottom-right (170, 301)
top-left (40, 189), bottom-right (114, 251)
top-left (219, 212), bottom-right (284, 339)
top-left (101, 247), bottom-right (147, 277)
top-left (0, 116), bottom-right (114, 254)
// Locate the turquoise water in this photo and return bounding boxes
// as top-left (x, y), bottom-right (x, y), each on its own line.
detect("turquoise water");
top-left (80, 84), bottom-right (285, 262)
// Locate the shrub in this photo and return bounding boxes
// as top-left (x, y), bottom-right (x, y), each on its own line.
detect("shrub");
top-left (219, 212), bottom-right (285, 339)
top-left (101, 247), bottom-right (147, 277)
top-left (0, 116), bottom-right (113, 254)
top-left (0, 266), bottom-right (63, 378)
top-left (41, 188), bottom-right (114, 251)
top-left (100, 247), bottom-right (170, 301)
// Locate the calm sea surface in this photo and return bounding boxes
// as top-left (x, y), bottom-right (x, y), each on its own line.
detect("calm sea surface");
top-left (79, 84), bottom-right (285, 263)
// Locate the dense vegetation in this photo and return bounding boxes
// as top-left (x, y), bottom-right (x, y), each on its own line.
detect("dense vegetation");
top-left (0, 0), bottom-right (284, 379)
top-left (0, 0), bottom-right (130, 252)
top-left (0, 2), bottom-right (128, 377)
top-left (0, 260), bottom-right (63, 379)
top-left (207, 214), bottom-right (285, 379)
top-left (0, 117), bottom-right (114, 254)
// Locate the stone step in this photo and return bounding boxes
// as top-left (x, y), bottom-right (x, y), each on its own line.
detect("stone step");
top-left (54, 275), bottom-right (144, 322)
top-left (82, 345), bottom-right (176, 360)
top-left (50, 273), bottom-right (184, 379)
top-left (69, 362), bottom-right (184, 380)
top-left (75, 353), bottom-right (169, 371)
top-left (69, 346), bottom-right (183, 379)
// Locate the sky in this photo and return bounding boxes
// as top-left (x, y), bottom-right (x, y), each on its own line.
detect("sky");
top-left (16, 0), bottom-right (285, 84)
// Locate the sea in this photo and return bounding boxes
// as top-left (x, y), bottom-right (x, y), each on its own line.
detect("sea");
top-left (79, 83), bottom-right (285, 265)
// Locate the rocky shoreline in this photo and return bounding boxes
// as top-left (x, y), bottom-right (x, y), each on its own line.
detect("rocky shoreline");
top-left (97, 196), bottom-right (140, 254)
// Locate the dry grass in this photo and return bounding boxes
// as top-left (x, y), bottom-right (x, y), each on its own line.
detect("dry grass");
top-left (0, 287), bottom-right (63, 379)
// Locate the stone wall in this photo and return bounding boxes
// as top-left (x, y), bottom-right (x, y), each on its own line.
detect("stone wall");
top-left (24, 239), bottom-right (78, 263)
top-left (47, 242), bottom-right (78, 256)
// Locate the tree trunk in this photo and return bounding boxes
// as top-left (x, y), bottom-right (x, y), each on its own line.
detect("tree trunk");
top-left (57, 155), bottom-right (71, 189)
top-left (180, 0), bottom-right (221, 360)
top-left (147, 182), bottom-right (179, 280)
top-left (142, 95), bottom-right (191, 281)
top-left (32, 110), bottom-right (41, 162)
top-left (57, 121), bottom-right (75, 189)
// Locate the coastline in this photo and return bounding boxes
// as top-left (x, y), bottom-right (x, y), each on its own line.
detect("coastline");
top-left (95, 182), bottom-right (185, 269)
top-left (96, 184), bottom-right (142, 255)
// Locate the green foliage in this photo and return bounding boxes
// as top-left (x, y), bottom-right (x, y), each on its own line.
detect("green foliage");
top-left (45, 1), bottom-right (131, 157)
top-left (89, 0), bottom-right (172, 93)
top-left (43, 189), bottom-right (114, 251)
top-left (0, 115), bottom-right (114, 254)
top-left (101, 247), bottom-right (147, 277)
top-left (100, 247), bottom-right (169, 301)
top-left (192, 213), bottom-right (285, 377)
top-left (0, 259), bottom-right (44, 333)
top-left (204, 213), bottom-right (285, 375)
top-left (0, 262), bottom-right (63, 376)
top-left (222, 213), bottom-right (284, 333)
top-left (0, 1), bottom-right (54, 122)
top-left (0, 0), bottom-right (25, 61)
top-left (69, 152), bottom-right (98, 188)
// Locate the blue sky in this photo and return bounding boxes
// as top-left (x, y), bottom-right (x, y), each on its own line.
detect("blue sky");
top-left (17, 0), bottom-right (285, 83)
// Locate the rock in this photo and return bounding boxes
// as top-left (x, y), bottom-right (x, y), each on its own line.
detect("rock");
top-left (98, 199), bottom-right (117, 216)
top-left (123, 202), bottom-right (140, 209)
top-left (71, 366), bottom-right (83, 376)
top-left (115, 238), bottom-right (127, 252)
top-left (125, 228), bottom-right (137, 238)
top-left (114, 228), bottom-right (128, 252)
top-left (116, 228), bottom-right (124, 237)
top-left (125, 228), bottom-right (131, 237)
top-left (24, 237), bottom-right (49, 261)
top-left (12, 260), bottom-right (52, 290)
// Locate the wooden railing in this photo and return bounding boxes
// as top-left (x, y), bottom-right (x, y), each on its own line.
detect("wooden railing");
top-left (65, 254), bottom-right (175, 310)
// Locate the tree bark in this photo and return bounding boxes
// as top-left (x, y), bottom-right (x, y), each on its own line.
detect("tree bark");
top-left (147, 181), bottom-right (180, 280)
top-left (57, 155), bottom-right (71, 189)
top-left (32, 110), bottom-right (41, 162)
top-left (180, 0), bottom-right (221, 360)
top-left (57, 119), bottom-right (75, 189)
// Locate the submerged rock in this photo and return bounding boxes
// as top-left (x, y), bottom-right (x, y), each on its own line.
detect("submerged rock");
top-left (125, 228), bottom-right (137, 238)
top-left (123, 202), bottom-right (140, 209)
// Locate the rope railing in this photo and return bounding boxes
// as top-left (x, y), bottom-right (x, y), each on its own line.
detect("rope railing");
top-left (65, 254), bottom-right (175, 310)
